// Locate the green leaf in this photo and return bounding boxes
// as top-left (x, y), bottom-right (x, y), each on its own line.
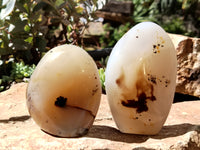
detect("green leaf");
top-left (75, 5), bottom-right (84, 14)
top-left (55, 0), bottom-right (66, 7)
top-left (24, 37), bottom-right (33, 44)
top-left (23, 3), bottom-right (29, 13)
top-left (98, 68), bottom-right (105, 90)
top-left (24, 24), bottom-right (30, 32)
top-left (0, 86), bottom-right (4, 91)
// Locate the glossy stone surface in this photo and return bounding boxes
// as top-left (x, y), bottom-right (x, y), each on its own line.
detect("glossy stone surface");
top-left (27, 44), bottom-right (101, 137)
top-left (105, 22), bottom-right (177, 135)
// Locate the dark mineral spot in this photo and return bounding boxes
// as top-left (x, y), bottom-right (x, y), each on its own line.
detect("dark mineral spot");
top-left (121, 90), bottom-right (156, 113)
top-left (122, 99), bottom-right (148, 113)
top-left (148, 74), bottom-right (157, 84)
top-left (153, 43), bottom-right (164, 54)
top-left (94, 74), bottom-right (98, 80)
top-left (117, 66), bottom-right (156, 114)
top-left (136, 36), bottom-right (139, 38)
top-left (92, 88), bottom-right (98, 96)
top-left (165, 79), bottom-right (170, 87)
top-left (55, 96), bottom-right (67, 107)
top-left (120, 66), bottom-right (156, 113)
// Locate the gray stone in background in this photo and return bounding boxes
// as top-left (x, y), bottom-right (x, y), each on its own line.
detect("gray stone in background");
top-left (95, 0), bottom-right (133, 23)
top-left (0, 83), bottom-right (200, 149)
top-left (169, 34), bottom-right (200, 98)
top-left (83, 22), bottom-right (104, 37)
top-left (100, 0), bottom-right (133, 15)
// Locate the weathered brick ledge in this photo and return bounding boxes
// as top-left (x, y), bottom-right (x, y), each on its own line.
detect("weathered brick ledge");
top-left (0, 83), bottom-right (200, 149)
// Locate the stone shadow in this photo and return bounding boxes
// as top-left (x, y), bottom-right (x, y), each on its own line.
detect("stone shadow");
top-left (0, 115), bottom-right (31, 123)
top-left (86, 123), bottom-right (200, 143)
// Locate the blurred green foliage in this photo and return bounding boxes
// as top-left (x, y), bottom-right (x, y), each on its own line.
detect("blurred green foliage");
top-left (0, 0), bottom-right (100, 91)
top-left (11, 61), bottom-right (35, 81)
top-left (101, 0), bottom-right (200, 48)
top-left (99, 22), bottom-right (131, 48)
top-left (0, 0), bottom-right (99, 64)
top-left (98, 67), bottom-right (105, 93)
top-left (0, 61), bottom-right (35, 91)
top-left (132, 0), bottom-right (200, 37)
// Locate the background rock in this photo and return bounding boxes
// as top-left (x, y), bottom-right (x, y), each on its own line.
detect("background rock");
top-left (95, 0), bottom-right (133, 23)
top-left (0, 83), bottom-right (200, 149)
top-left (83, 22), bottom-right (104, 37)
top-left (169, 34), bottom-right (200, 98)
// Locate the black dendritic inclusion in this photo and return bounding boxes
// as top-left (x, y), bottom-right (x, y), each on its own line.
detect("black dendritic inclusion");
top-left (121, 92), bottom-right (156, 113)
top-left (116, 67), bottom-right (157, 114)
top-left (55, 96), bottom-right (67, 107)
top-left (147, 74), bottom-right (157, 85)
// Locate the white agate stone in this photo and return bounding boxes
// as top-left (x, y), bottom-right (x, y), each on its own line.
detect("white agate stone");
top-left (105, 22), bottom-right (177, 135)
top-left (27, 44), bottom-right (101, 137)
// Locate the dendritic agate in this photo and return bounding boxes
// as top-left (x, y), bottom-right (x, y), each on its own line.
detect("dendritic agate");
top-left (105, 22), bottom-right (177, 135)
top-left (27, 44), bottom-right (101, 137)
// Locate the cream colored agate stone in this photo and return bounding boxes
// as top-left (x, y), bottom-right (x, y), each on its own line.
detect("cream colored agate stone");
top-left (26, 44), bottom-right (101, 137)
top-left (105, 22), bottom-right (177, 135)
